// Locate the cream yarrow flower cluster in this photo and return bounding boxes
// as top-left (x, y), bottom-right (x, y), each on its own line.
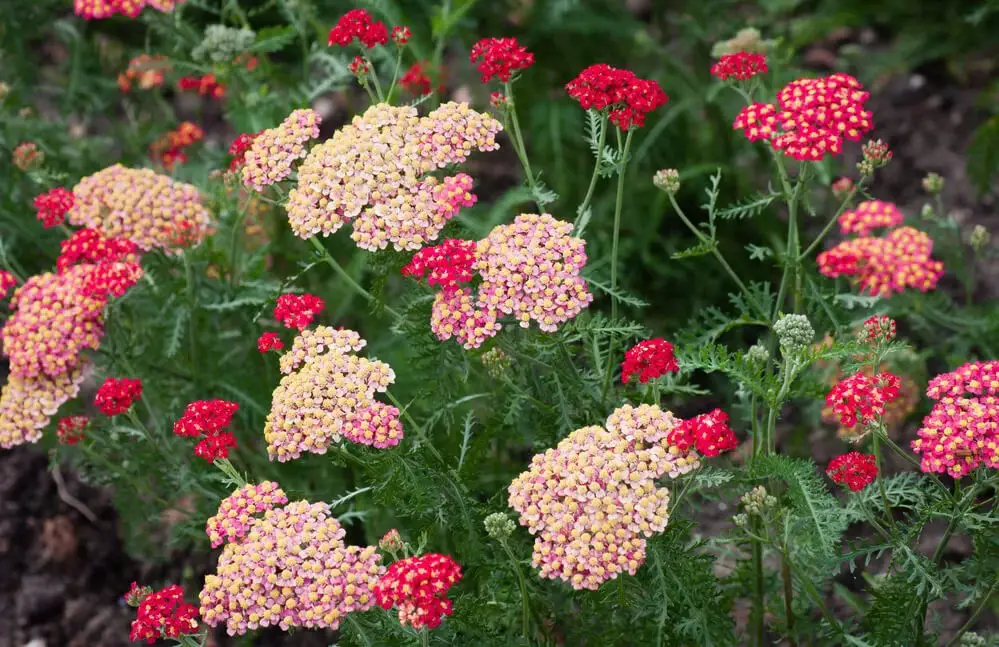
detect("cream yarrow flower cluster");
top-left (507, 404), bottom-right (699, 591)
top-left (265, 326), bottom-right (402, 461)
top-left (68, 164), bottom-right (212, 251)
top-left (242, 109), bottom-right (321, 192)
top-left (0, 364), bottom-right (89, 449)
top-left (200, 498), bottom-right (383, 635)
top-left (205, 481), bottom-right (289, 548)
top-left (286, 102), bottom-right (501, 251)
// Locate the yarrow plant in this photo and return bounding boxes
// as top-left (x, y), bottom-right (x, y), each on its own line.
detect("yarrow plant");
top-left (3, 10), bottom-right (997, 647)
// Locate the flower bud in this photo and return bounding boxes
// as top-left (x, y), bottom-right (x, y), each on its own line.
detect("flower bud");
top-left (860, 139), bottom-right (892, 173)
top-left (746, 344), bottom-right (769, 366)
top-left (919, 203), bottom-right (935, 221)
top-left (772, 313), bottom-right (814, 355)
top-left (378, 529), bottom-right (404, 554)
top-left (124, 582), bottom-right (153, 607)
top-left (831, 176), bottom-right (853, 200)
top-left (0, 82), bottom-right (9, 102)
top-left (391, 26), bottom-right (411, 46)
top-left (921, 172), bottom-right (944, 196)
top-left (653, 168), bottom-right (680, 194)
top-left (12, 142), bottom-right (43, 171)
top-left (970, 224), bottom-right (990, 253)
top-left (481, 347), bottom-right (511, 379)
top-left (348, 55), bottom-right (372, 81)
top-left (484, 512), bottom-right (516, 540)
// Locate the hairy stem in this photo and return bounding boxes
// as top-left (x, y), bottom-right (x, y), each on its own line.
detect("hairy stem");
top-left (503, 82), bottom-right (544, 212)
top-left (306, 237), bottom-right (401, 319)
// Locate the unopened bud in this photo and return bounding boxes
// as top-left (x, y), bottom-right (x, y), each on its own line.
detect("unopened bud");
top-left (858, 139), bottom-right (891, 176)
top-left (489, 92), bottom-right (509, 109)
top-left (921, 172), bottom-right (944, 195)
top-left (481, 347), bottom-right (511, 379)
top-left (484, 512), bottom-right (516, 540)
top-left (773, 313), bottom-right (814, 355)
top-left (831, 177), bottom-right (853, 200)
top-left (0, 82), bottom-right (9, 102)
top-left (378, 528), bottom-right (404, 554)
top-left (348, 55), bottom-right (371, 81)
top-left (746, 344), bottom-right (769, 366)
top-left (391, 26), bottom-right (411, 46)
top-left (970, 225), bottom-right (990, 253)
top-left (654, 168), bottom-right (680, 194)
top-left (12, 142), bottom-right (43, 171)
top-left (124, 582), bottom-right (153, 607)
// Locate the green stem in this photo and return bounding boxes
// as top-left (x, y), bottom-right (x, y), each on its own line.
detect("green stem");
top-left (384, 391), bottom-right (444, 465)
top-left (872, 433), bottom-right (897, 532)
top-left (228, 204), bottom-right (248, 289)
top-left (781, 556), bottom-right (797, 647)
top-left (751, 524), bottom-right (765, 647)
top-left (500, 540), bottom-right (531, 641)
top-left (385, 48), bottom-right (406, 103)
top-left (773, 174), bottom-right (805, 318)
top-left (576, 112), bottom-right (609, 218)
top-left (600, 130), bottom-right (634, 401)
top-left (182, 250), bottom-right (200, 386)
top-left (503, 82), bottom-right (544, 212)
top-left (800, 182), bottom-right (863, 259)
top-left (306, 237), bottom-right (401, 320)
top-left (944, 579), bottom-right (999, 647)
top-left (420, 628), bottom-right (430, 647)
top-left (367, 55), bottom-right (386, 103)
top-left (667, 194), bottom-right (769, 321)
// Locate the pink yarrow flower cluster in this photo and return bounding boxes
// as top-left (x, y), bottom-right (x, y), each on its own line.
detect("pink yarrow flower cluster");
top-left (374, 553), bottom-right (462, 630)
top-left (734, 73), bottom-right (873, 161)
top-left (0, 367), bottom-right (88, 449)
top-left (838, 199), bottom-right (905, 236)
top-left (200, 499), bottom-right (383, 635)
top-left (566, 64), bottom-right (668, 130)
top-left (911, 361), bottom-right (999, 478)
top-left (74, 0), bottom-right (182, 20)
top-left (205, 481), bottom-right (288, 548)
top-left (265, 326), bottom-right (402, 461)
top-left (287, 103), bottom-right (500, 251)
top-left (818, 225), bottom-right (944, 297)
top-left (508, 404), bottom-right (702, 590)
top-left (241, 109), bottom-right (321, 192)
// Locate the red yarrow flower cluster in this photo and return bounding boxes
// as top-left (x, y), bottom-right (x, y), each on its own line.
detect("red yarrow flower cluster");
top-left (672, 408), bottom-right (738, 457)
top-left (401, 239), bottom-right (477, 291)
top-left (469, 37), bottom-right (534, 83)
top-left (149, 122), bottom-right (204, 170)
top-left (33, 188), bottom-right (75, 229)
top-left (273, 293), bottom-right (325, 330)
top-left (827, 452), bottom-right (877, 491)
top-left (227, 132), bottom-right (261, 171)
top-left (861, 315), bottom-right (897, 345)
top-left (826, 371), bottom-right (902, 428)
top-left (257, 332), bottom-right (284, 353)
top-left (711, 52), bottom-right (768, 81)
top-left (734, 73), bottom-right (873, 161)
top-left (374, 553), bottom-right (462, 630)
top-left (912, 361), bottom-right (999, 478)
top-left (173, 399), bottom-right (239, 462)
top-left (57, 415), bottom-right (88, 445)
top-left (0, 271), bottom-right (16, 298)
top-left (328, 9), bottom-right (388, 48)
top-left (817, 226), bottom-right (944, 297)
top-left (128, 583), bottom-right (199, 644)
top-left (177, 74), bottom-right (225, 99)
top-left (399, 62), bottom-right (432, 96)
top-left (94, 377), bottom-right (143, 416)
top-left (621, 338), bottom-right (680, 384)
top-left (566, 64), bottom-right (668, 130)
top-left (57, 228), bottom-right (137, 273)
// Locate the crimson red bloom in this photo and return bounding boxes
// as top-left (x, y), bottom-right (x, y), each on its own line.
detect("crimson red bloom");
top-left (128, 584), bottom-right (199, 643)
top-left (193, 432), bottom-right (237, 461)
top-left (95, 377), bottom-right (143, 416)
top-left (827, 452), bottom-right (877, 491)
top-left (257, 332), bottom-right (284, 353)
top-left (401, 239), bottom-right (477, 291)
top-left (399, 62), bottom-right (432, 96)
top-left (734, 73), bottom-right (873, 162)
top-left (57, 415), bottom-right (89, 445)
top-left (80, 261), bottom-right (143, 299)
top-left (0, 270), bottom-right (16, 298)
top-left (33, 188), bottom-right (75, 228)
top-left (621, 338), bottom-right (680, 384)
top-left (228, 132), bottom-right (261, 171)
top-left (469, 37), bottom-right (534, 83)
top-left (173, 399), bottom-right (239, 438)
top-left (711, 52), bottom-right (768, 81)
top-left (374, 553), bottom-right (462, 630)
top-left (149, 122), bottom-right (204, 170)
top-left (566, 64), bottom-right (668, 130)
top-left (328, 9), bottom-right (388, 48)
top-left (826, 371), bottom-right (901, 428)
top-left (57, 228), bottom-right (137, 273)
top-left (674, 409), bottom-right (738, 457)
top-left (177, 74), bottom-right (225, 99)
top-left (273, 293), bottom-right (325, 330)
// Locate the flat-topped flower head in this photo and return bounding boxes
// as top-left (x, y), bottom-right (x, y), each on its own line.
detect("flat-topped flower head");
top-left (711, 52), bottom-right (768, 81)
top-left (129, 584), bottom-right (199, 644)
top-left (838, 200), bottom-right (904, 236)
top-left (674, 408), bottom-right (739, 457)
top-left (205, 481), bottom-right (288, 548)
top-left (817, 226), bottom-right (944, 296)
top-left (566, 64), bottom-right (668, 130)
top-left (68, 164), bottom-right (211, 252)
top-left (826, 371), bottom-right (902, 428)
top-left (241, 109), bottom-right (321, 192)
top-left (0, 365), bottom-right (88, 449)
top-left (75, 0), bottom-right (183, 19)
top-left (287, 103), bottom-right (500, 251)
top-left (734, 73), bottom-right (873, 161)
top-left (273, 293), bottom-right (325, 330)
top-left (265, 327), bottom-right (400, 461)
top-left (401, 239), bottom-right (478, 291)
top-left (343, 402), bottom-right (404, 448)
top-left (257, 332), bottom-right (284, 353)
top-left (430, 288), bottom-right (501, 350)
top-left (508, 404), bottom-right (700, 590)
top-left (95, 377), bottom-right (143, 416)
top-left (200, 499), bottom-right (383, 635)
top-left (470, 37), bottom-right (535, 83)
top-left (912, 361), bottom-right (999, 478)
top-left (33, 188), bottom-right (74, 228)
top-left (827, 452), bottom-right (877, 491)
top-left (328, 9), bottom-right (388, 48)
top-left (621, 338), bottom-right (680, 384)
top-left (2, 266), bottom-right (107, 378)
top-left (374, 553), bottom-right (462, 630)
top-left (474, 213), bottom-right (593, 333)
